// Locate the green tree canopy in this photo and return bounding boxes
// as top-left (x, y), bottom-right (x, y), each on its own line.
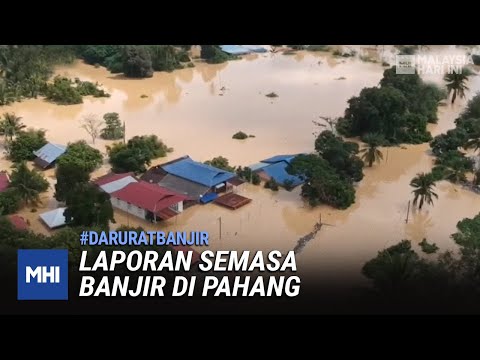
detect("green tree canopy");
top-left (7, 128), bottom-right (47, 162)
top-left (410, 172), bottom-right (438, 210)
top-left (314, 130), bottom-right (364, 182)
top-left (9, 161), bottom-right (49, 205)
top-left (100, 112), bottom-right (124, 140)
top-left (121, 46), bottom-right (153, 78)
top-left (54, 141), bottom-right (103, 202)
top-left (0, 188), bottom-right (22, 215)
top-left (204, 156), bottom-right (235, 172)
top-left (107, 135), bottom-right (171, 174)
top-left (0, 112), bottom-right (26, 141)
top-left (288, 154), bottom-right (355, 209)
top-left (64, 183), bottom-right (114, 229)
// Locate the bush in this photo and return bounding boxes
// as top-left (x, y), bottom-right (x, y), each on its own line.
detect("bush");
top-left (236, 166), bottom-right (261, 185)
top-left (419, 238), bottom-right (439, 254)
top-left (44, 76), bottom-right (83, 105)
top-left (264, 178), bottom-right (279, 191)
top-left (0, 188), bottom-right (22, 215)
top-left (177, 50), bottom-right (191, 62)
top-left (44, 76), bottom-right (109, 105)
top-left (306, 45), bottom-right (329, 52)
top-left (232, 131), bottom-right (248, 140)
top-left (265, 92), bottom-right (278, 98)
top-left (76, 81), bottom-right (110, 98)
top-left (7, 128), bottom-right (47, 162)
top-left (204, 156), bottom-right (235, 172)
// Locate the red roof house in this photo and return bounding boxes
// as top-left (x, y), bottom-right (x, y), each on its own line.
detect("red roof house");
top-left (110, 181), bottom-right (188, 221)
top-left (7, 215), bottom-right (29, 231)
top-left (0, 172), bottom-right (10, 193)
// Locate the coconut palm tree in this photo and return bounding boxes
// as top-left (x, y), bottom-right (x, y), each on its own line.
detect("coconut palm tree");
top-left (0, 112), bottom-right (26, 141)
top-left (360, 133), bottom-right (384, 167)
top-left (444, 167), bottom-right (467, 184)
top-left (444, 68), bottom-right (472, 104)
top-left (465, 134), bottom-right (480, 154)
top-left (410, 172), bottom-right (438, 210)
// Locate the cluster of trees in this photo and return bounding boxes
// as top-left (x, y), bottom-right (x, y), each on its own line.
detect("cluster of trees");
top-left (44, 76), bottom-right (110, 105)
top-left (76, 45), bottom-right (193, 78)
top-left (0, 113), bottom-right (50, 215)
top-left (337, 67), bottom-right (445, 144)
top-left (288, 130), bottom-right (364, 209)
top-left (53, 141), bottom-right (114, 229)
top-left (429, 93), bottom-right (480, 186)
top-left (107, 135), bottom-right (172, 174)
top-left (0, 45), bottom-right (76, 106)
top-left (204, 156), bottom-right (235, 172)
top-left (0, 162), bottom-right (49, 215)
top-left (362, 212), bottom-right (480, 309)
top-left (200, 46), bottom-right (233, 64)
top-left (0, 45), bottom-right (195, 107)
top-left (0, 112), bottom-right (48, 163)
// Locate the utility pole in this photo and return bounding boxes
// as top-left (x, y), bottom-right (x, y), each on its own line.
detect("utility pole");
top-left (405, 200), bottom-right (411, 224)
top-left (218, 216), bottom-right (222, 240)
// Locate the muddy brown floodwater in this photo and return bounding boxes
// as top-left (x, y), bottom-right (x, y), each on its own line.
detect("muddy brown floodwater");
top-left (2, 45), bottom-right (480, 287)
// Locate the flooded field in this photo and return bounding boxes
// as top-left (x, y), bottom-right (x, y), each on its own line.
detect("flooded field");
top-left (3, 45), bottom-right (480, 286)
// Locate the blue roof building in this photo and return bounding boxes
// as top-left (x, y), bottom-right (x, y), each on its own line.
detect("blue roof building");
top-left (220, 45), bottom-right (251, 55)
top-left (33, 143), bottom-right (66, 169)
top-left (162, 157), bottom-right (236, 188)
top-left (251, 154), bottom-right (305, 188)
top-left (242, 45), bottom-right (268, 53)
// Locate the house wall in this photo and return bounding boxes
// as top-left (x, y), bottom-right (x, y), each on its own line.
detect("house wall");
top-left (169, 201), bottom-right (183, 213)
top-left (111, 197), bottom-right (146, 220)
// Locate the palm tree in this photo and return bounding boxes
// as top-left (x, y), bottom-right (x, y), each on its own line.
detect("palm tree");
top-left (444, 167), bottom-right (467, 184)
top-left (0, 112), bottom-right (26, 141)
top-left (410, 172), bottom-right (438, 210)
top-left (360, 133), bottom-right (384, 167)
top-left (444, 68), bottom-right (472, 104)
top-left (465, 135), bottom-right (480, 154)
top-left (9, 161), bottom-right (49, 206)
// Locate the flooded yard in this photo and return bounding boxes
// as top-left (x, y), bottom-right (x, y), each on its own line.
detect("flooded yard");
top-left (3, 45), bottom-right (480, 286)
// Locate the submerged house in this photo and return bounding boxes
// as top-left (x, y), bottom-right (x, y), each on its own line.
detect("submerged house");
top-left (7, 215), bottom-right (29, 231)
top-left (220, 45), bottom-right (251, 55)
top-left (110, 181), bottom-right (187, 222)
top-left (142, 156), bottom-right (238, 204)
top-left (250, 155), bottom-right (305, 188)
top-left (40, 207), bottom-right (68, 229)
top-left (33, 143), bottom-right (67, 169)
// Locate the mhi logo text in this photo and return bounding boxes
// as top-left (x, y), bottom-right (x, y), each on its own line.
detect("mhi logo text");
top-left (17, 249), bottom-right (68, 300)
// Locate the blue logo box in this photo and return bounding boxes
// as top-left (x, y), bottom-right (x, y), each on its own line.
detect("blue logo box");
top-left (18, 249), bottom-right (68, 300)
